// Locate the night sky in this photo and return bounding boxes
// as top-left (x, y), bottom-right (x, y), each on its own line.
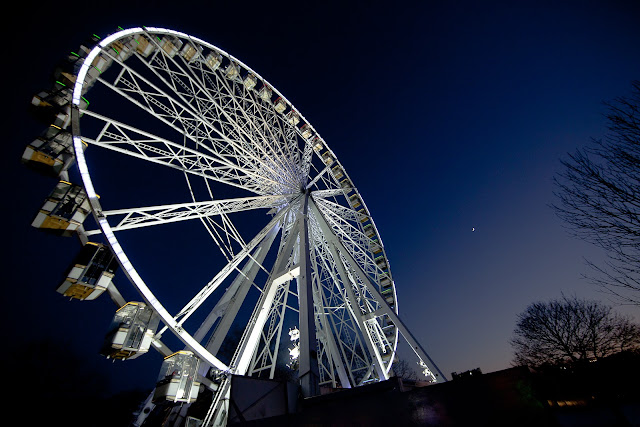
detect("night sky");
top-left (4, 0), bottom-right (640, 398)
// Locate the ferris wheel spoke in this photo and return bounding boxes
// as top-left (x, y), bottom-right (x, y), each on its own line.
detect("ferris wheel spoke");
top-left (310, 241), bottom-right (359, 387)
top-left (313, 198), bottom-right (363, 222)
top-left (311, 202), bottom-right (386, 315)
top-left (312, 269), bottom-right (353, 388)
top-left (117, 41), bottom-right (303, 189)
top-left (159, 54), bottom-right (304, 182)
top-left (205, 212), bottom-right (245, 257)
top-left (312, 198), bottom-right (394, 321)
top-left (85, 194), bottom-right (292, 236)
top-left (141, 44), bottom-right (262, 154)
top-left (305, 156), bottom-right (345, 191)
top-left (181, 171), bottom-right (248, 261)
top-left (305, 164), bottom-right (333, 190)
top-left (309, 229), bottom-right (377, 383)
top-left (328, 249), bottom-right (387, 380)
top-left (246, 210), bottom-right (305, 376)
top-left (311, 199), bottom-right (444, 381)
top-left (247, 280), bottom-right (291, 377)
top-left (145, 64), bottom-right (301, 189)
top-left (107, 58), bottom-right (259, 167)
top-left (300, 138), bottom-right (314, 185)
top-left (338, 251), bottom-right (392, 357)
top-left (310, 188), bottom-right (352, 200)
top-left (313, 200), bottom-right (382, 277)
top-left (231, 205), bottom-right (305, 376)
top-left (256, 101), bottom-right (304, 180)
top-left (96, 61), bottom-right (299, 193)
top-left (164, 202), bottom-right (295, 334)
top-left (313, 200), bottom-right (376, 263)
top-left (80, 109), bottom-right (290, 194)
top-left (198, 225), bottom-right (281, 356)
top-left (315, 198), bottom-right (376, 245)
top-left (242, 98), bottom-right (302, 184)
top-left (182, 55), bottom-right (304, 181)
top-left (308, 199), bottom-right (389, 377)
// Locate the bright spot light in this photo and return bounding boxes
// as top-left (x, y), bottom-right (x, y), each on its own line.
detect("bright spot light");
top-left (289, 346), bottom-right (300, 360)
top-left (418, 359), bottom-right (437, 383)
top-left (289, 327), bottom-right (300, 342)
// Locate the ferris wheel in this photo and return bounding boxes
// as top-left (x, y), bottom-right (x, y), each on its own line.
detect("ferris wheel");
top-left (25, 26), bottom-right (445, 425)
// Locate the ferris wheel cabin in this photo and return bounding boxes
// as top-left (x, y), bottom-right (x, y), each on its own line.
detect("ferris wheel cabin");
top-left (244, 73), bottom-right (258, 91)
top-left (205, 51), bottom-right (223, 70)
top-left (31, 180), bottom-right (91, 235)
top-left (57, 242), bottom-right (118, 301)
top-left (258, 84), bottom-right (273, 102)
top-left (286, 110), bottom-right (300, 126)
top-left (154, 351), bottom-right (201, 403)
top-left (312, 136), bottom-right (324, 152)
top-left (21, 125), bottom-right (79, 177)
top-left (180, 42), bottom-right (202, 63)
top-left (274, 96), bottom-right (287, 113)
top-left (101, 302), bottom-right (160, 360)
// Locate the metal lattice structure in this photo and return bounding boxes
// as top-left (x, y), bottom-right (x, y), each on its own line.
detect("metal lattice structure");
top-left (28, 27), bottom-right (446, 425)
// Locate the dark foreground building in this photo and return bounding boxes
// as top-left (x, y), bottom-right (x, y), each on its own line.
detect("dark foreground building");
top-left (225, 361), bottom-right (640, 426)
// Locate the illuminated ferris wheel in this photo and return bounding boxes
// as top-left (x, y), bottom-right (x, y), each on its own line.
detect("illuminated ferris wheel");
top-left (24, 26), bottom-right (445, 425)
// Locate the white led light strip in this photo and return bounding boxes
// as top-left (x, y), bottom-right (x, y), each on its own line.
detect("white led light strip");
top-left (71, 27), bottom-right (229, 372)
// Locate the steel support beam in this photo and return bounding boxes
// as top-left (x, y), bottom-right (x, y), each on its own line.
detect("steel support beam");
top-left (297, 192), bottom-right (320, 397)
top-left (309, 197), bottom-right (447, 383)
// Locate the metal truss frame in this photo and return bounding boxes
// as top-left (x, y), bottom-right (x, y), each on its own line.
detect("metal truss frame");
top-left (63, 27), bottom-right (444, 427)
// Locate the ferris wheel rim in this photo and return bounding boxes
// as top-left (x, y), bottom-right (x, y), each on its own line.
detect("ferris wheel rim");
top-left (69, 26), bottom-right (401, 380)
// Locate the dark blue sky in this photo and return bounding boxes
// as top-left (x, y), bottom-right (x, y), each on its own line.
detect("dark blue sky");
top-left (5, 0), bottom-right (640, 394)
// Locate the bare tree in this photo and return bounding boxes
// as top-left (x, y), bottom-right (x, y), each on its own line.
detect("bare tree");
top-left (553, 81), bottom-right (640, 305)
top-left (510, 295), bottom-right (640, 367)
top-left (392, 359), bottom-right (419, 381)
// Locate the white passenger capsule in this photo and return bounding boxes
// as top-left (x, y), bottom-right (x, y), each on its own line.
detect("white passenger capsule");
top-left (31, 181), bottom-right (91, 236)
top-left (101, 302), bottom-right (160, 360)
top-left (154, 351), bottom-right (201, 403)
top-left (205, 51), bottom-right (223, 70)
top-left (57, 242), bottom-right (118, 301)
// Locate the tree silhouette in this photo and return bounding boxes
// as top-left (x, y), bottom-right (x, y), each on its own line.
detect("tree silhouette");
top-left (553, 81), bottom-right (640, 305)
top-left (392, 359), bottom-right (418, 381)
top-left (511, 295), bottom-right (640, 367)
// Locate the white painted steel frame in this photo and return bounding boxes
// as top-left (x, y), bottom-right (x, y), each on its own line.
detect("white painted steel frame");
top-left (66, 26), bottom-right (443, 426)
